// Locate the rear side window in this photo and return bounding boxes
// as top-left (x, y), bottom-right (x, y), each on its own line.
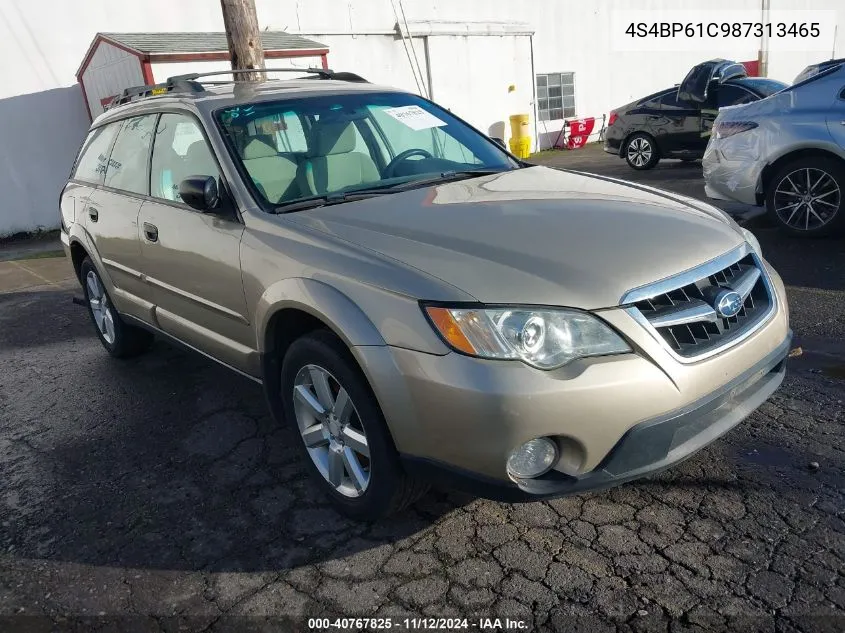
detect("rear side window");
top-left (785, 64), bottom-right (843, 92)
top-left (150, 113), bottom-right (220, 204)
top-left (73, 124), bottom-right (120, 184)
top-left (718, 85), bottom-right (756, 108)
top-left (660, 91), bottom-right (695, 109)
top-left (638, 94), bottom-right (663, 109)
top-left (103, 115), bottom-right (158, 195)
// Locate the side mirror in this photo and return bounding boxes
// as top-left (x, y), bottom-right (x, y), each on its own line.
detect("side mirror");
top-left (491, 137), bottom-right (507, 150)
top-left (179, 176), bottom-right (222, 212)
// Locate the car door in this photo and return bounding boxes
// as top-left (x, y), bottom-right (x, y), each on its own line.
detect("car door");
top-left (72, 119), bottom-right (151, 318)
top-left (92, 114), bottom-right (159, 321)
top-left (66, 125), bottom-right (118, 261)
top-left (655, 90), bottom-right (702, 156)
top-left (138, 111), bottom-right (253, 374)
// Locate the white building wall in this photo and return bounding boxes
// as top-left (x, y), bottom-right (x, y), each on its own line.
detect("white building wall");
top-left (81, 42), bottom-right (144, 117)
top-left (0, 0), bottom-right (844, 235)
top-left (150, 55), bottom-right (325, 84)
top-left (424, 34), bottom-right (532, 140)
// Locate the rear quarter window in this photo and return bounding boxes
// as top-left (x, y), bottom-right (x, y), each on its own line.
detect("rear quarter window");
top-left (73, 123), bottom-right (121, 184)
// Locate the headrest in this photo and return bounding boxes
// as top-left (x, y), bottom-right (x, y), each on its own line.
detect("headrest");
top-left (184, 141), bottom-right (218, 175)
top-left (243, 136), bottom-right (278, 159)
top-left (311, 121), bottom-right (356, 156)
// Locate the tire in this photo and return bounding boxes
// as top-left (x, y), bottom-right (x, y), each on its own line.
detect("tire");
top-left (624, 133), bottom-right (660, 170)
top-left (280, 330), bottom-right (428, 520)
top-left (80, 257), bottom-right (153, 358)
top-left (766, 157), bottom-right (845, 237)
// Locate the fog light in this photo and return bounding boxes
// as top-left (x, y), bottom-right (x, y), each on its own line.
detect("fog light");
top-left (507, 438), bottom-right (558, 479)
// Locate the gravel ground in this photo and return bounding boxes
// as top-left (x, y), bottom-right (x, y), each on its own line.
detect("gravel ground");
top-left (1, 149), bottom-right (843, 632)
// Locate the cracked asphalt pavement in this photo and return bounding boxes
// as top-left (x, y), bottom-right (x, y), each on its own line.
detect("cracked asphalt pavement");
top-left (1, 149), bottom-right (844, 632)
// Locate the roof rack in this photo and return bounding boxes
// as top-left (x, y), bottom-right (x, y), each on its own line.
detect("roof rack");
top-left (105, 67), bottom-right (368, 110)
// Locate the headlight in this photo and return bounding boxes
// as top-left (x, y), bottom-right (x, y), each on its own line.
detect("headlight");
top-left (742, 228), bottom-right (762, 256)
top-left (424, 305), bottom-right (631, 370)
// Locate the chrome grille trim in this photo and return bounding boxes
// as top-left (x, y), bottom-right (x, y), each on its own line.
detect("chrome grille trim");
top-left (621, 243), bottom-right (777, 363)
top-left (649, 300), bottom-right (718, 328)
top-left (621, 243), bottom-right (752, 305)
top-left (732, 267), bottom-right (761, 301)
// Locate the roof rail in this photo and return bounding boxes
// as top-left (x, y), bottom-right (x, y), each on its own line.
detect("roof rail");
top-left (167, 67), bottom-right (334, 83)
top-left (105, 67), bottom-right (366, 110)
top-left (303, 71), bottom-right (369, 83)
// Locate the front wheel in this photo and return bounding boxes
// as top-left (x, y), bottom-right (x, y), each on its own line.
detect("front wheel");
top-left (280, 330), bottom-right (428, 520)
top-left (766, 158), bottom-right (845, 237)
top-left (80, 257), bottom-right (153, 357)
top-left (625, 133), bottom-right (660, 170)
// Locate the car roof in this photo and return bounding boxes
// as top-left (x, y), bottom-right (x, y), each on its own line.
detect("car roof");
top-left (815, 57), bottom-right (845, 70)
top-left (93, 76), bottom-right (403, 127)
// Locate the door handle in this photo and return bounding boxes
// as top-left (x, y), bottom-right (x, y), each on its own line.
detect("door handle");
top-left (143, 222), bottom-right (158, 243)
top-left (88, 207), bottom-right (98, 222)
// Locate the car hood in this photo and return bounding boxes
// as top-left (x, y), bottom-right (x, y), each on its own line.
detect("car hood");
top-left (287, 166), bottom-right (744, 309)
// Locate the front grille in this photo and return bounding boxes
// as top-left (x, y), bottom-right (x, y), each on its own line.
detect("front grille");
top-left (632, 253), bottom-right (772, 358)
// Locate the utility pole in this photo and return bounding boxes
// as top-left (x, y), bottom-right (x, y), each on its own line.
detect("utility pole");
top-left (758, 0), bottom-right (770, 77)
top-left (220, 0), bottom-right (265, 81)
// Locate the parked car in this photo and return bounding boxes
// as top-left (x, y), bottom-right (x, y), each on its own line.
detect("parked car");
top-left (704, 63), bottom-right (845, 236)
top-left (793, 58), bottom-right (845, 84)
top-left (605, 60), bottom-right (788, 170)
top-left (62, 69), bottom-right (791, 520)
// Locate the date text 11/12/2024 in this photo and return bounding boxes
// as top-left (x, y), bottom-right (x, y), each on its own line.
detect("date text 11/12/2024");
top-left (308, 617), bottom-right (529, 630)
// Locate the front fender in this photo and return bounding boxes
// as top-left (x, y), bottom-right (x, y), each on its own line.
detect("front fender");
top-left (254, 277), bottom-right (386, 353)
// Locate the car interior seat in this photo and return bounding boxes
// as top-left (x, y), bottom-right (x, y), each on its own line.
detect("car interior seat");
top-left (241, 135), bottom-right (300, 203)
top-left (297, 120), bottom-right (380, 196)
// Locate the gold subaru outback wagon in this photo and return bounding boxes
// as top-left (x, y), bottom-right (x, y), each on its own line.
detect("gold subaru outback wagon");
top-left (61, 69), bottom-right (791, 519)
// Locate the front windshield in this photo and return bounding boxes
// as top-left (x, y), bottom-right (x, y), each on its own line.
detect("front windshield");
top-left (215, 91), bottom-right (517, 208)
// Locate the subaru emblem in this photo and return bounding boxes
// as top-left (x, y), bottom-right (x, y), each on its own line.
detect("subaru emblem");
top-left (714, 289), bottom-right (743, 318)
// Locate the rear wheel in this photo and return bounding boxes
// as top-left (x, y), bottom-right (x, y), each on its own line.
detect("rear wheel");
top-left (80, 257), bottom-right (153, 357)
top-left (280, 330), bottom-right (428, 520)
top-left (766, 157), bottom-right (845, 237)
top-left (625, 133), bottom-right (660, 170)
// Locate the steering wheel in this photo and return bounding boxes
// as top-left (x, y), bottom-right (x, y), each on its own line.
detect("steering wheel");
top-left (384, 148), bottom-right (434, 178)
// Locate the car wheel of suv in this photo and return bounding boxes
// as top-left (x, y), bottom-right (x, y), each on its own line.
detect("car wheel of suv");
top-left (625, 133), bottom-right (659, 170)
top-left (767, 158), bottom-right (845, 237)
top-left (280, 330), bottom-right (428, 520)
top-left (80, 257), bottom-right (153, 358)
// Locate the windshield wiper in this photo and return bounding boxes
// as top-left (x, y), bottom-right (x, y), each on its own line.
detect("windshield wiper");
top-left (351, 168), bottom-right (510, 195)
top-left (273, 168), bottom-right (511, 213)
top-left (273, 191), bottom-right (382, 214)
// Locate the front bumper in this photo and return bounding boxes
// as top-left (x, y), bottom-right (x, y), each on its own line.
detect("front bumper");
top-left (402, 333), bottom-right (789, 501)
top-left (352, 265), bottom-right (790, 500)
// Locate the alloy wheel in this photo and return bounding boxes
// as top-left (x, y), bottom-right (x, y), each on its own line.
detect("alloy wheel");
top-left (292, 364), bottom-right (370, 497)
top-left (627, 137), bottom-right (653, 167)
top-left (773, 167), bottom-right (841, 232)
top-left (86, 270), bottom-right (115, 345)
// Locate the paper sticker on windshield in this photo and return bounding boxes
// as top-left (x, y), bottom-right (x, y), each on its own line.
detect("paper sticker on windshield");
top-left (383, 105), bottom-right (447, 131)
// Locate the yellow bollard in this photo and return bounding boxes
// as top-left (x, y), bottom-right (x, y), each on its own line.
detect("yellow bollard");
top-left (508, 114), bottom-right (531, 158)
